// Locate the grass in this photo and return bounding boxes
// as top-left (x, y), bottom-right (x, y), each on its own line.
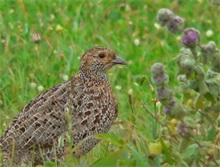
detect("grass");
top-left (0, 0), bottom-right (220, 166)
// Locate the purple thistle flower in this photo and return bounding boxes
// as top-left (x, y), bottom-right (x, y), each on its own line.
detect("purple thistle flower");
top-left (181, 28), bottom-right (200, 49)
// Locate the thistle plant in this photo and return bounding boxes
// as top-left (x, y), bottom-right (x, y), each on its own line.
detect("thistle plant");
top-left (151, 63), bottom-right (186, 118)
top-left (150, 8), bottom-right (220, 166)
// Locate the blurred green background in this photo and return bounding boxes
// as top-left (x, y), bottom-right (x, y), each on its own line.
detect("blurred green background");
top-left (0, 0), bottom-right (219, 166)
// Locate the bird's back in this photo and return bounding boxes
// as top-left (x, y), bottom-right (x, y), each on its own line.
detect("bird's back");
top-left (0, 81), bottom-right (71, 164)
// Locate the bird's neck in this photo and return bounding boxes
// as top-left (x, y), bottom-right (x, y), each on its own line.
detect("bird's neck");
top-left (79, 70), bottom-right (109, 85)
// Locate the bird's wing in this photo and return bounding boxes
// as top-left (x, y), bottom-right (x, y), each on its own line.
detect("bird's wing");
top-left (1, 80), bottom-right (73, 151)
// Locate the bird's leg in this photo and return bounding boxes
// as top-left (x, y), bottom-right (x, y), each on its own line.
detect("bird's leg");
top-left (73, 136), bottom-right (100, 158)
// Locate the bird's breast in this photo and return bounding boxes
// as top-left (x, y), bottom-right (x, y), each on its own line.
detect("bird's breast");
top-left (72, 83), bottom-right (118, 130)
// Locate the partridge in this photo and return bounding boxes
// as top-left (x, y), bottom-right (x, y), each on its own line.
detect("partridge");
top-left (0, 47), bottom-right (127, 166)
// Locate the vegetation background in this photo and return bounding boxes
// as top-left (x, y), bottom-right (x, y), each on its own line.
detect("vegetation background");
top-left (0, 0), bottom-right (219, 166)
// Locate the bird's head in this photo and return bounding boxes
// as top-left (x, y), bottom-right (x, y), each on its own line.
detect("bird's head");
top-left (80, 47), bottom-right (127, 78)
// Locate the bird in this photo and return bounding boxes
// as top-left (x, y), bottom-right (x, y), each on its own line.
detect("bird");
top-left (0, 47), bottom-right (127, 166)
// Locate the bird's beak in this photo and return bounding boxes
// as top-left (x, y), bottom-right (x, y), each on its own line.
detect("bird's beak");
top-left (111, 56), bottom-right (128, 66)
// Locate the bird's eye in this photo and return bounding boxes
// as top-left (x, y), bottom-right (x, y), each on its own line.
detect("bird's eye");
top-left (98, 53), bottom-right (105, 58)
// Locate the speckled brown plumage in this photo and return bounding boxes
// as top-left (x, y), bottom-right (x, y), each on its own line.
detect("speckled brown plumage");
top-left (0, 47), bottom-right (127, 166)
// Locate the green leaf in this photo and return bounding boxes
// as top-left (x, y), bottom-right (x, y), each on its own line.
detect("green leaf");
top-left (127, 144), bottom-right (150, 166)
top-left (206, 127), bottom-right (216, 141)
top-left (194, 95), bottom-right (205, 110)
top-left (182, 144), bottom-right (199, 159)
top-left (200, 111), bottom-right (215, 126)
top-left (91, 149), bottom-right (129, 167)
top-left (140, 75), bottom-right (147, 85)
top-left (160, 139), bottom-right (175, 165)
top-left (95, 133), bottom-right (125, 148)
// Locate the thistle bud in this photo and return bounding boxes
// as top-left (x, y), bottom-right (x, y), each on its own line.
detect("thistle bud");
top-left (206, 76), bottom-right (220, 100)
top-left (200, 41), bottom-right (217, 55)
top-left (177, 49), bottom-right (195, 77)
top-left (156, 87), bottom-right (172, 102)
top-left (163, 107), bottom-right (171, 114)
top-left (209, 0), bottom-right (220, 5)
top-left (151, 63), bottom-right (169, 86)
top-left (177, 75), bottom-right (187, 82)
top-left (177, 121), bottom-right (189, 137)
top-left (206, 41), bottom-right (218, 53)
top-left (179, 48), bottom-right (193, 56)
top-left (200, 41), bottom-right (220, 72)
top-left (176, 48), bottom-right (195, 77)
top-left (181, 28), bottom-right (200, 49)
top-left (169, 99), bottom-right (176, 107)
top-left (157, 8), bottom-right (174, 26)
top-left (166, 16), bottom-right (184, 34)
top-left (180, 59), bottom-right (195, 74)
top-left (163, 99), bottom-right (176, 115)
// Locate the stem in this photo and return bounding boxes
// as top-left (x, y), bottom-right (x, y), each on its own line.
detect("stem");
top-left (190, 48), bottom-right (198, 61)
top-left (141, 101), bottom-right (164, 127)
